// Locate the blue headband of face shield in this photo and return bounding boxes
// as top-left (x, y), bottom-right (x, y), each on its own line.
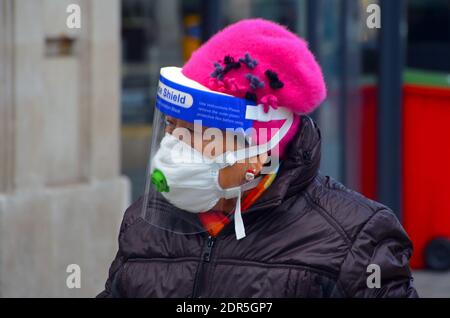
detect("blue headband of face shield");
top-left (156, 67), bottom-right (256, 131)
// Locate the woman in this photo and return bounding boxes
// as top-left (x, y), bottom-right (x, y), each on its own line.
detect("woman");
top-left (98, 19), bottom-right (418, 298)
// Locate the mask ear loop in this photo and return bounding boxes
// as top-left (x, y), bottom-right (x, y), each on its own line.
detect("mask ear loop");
top-left (234, 191), bottom-right (245, 240)
top-left (221, 176), bottom-right (261, 240)
top-left (230, 176), bottom-right (261, 240)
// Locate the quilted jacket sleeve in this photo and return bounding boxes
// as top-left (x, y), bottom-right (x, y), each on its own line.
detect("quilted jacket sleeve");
top-left (96, 248), bottom-right (125, 298)
top-left (336, 209), bottom-right (419, 298)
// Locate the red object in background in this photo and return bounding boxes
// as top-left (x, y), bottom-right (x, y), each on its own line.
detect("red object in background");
top-left (402, 85), bottom-right (450, 269)
top-left (360, 84), bottom-right (450, 269)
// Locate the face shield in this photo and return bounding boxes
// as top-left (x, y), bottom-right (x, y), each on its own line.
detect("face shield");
top-left (142, 67), bottom-right (294, 239)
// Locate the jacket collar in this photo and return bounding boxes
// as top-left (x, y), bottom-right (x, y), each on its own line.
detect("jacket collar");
top-left (241, 115), bottom-right (322, 214)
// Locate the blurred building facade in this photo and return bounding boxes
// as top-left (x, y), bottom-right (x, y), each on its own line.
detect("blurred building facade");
top-left (0, 0), bottom-right (130, 297)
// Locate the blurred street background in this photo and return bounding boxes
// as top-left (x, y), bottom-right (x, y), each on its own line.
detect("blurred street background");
top-left (1, 0), bottom-right (450, 297)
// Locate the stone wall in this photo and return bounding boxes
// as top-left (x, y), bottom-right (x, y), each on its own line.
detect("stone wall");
top-left (0, 0), bottom-right (130, 297)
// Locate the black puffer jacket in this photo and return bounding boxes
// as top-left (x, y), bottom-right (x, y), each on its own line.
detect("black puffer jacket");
top-left (98, 116), bottom-right (418, 298)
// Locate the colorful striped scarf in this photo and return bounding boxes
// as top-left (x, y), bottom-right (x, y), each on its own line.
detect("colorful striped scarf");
top-left (198, 165), bottom-right (280, 237)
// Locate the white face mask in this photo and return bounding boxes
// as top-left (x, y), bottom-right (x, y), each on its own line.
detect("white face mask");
top-left (151, 133), bottom-right (261, 240)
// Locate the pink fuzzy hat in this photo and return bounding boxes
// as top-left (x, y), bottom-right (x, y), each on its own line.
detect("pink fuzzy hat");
top-left (182, 18), bottom-right (326, 158)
